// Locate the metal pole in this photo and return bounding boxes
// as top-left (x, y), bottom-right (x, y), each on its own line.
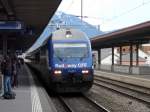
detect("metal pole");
top-left (130, 44), bottom-right (133, 67)
top-left (130, 44), bottom-right (133, 74)
top-left (112, 47), bottom-right (114, 65)
top-left (0, 75), bottom-right (3, 96)
top-left (120, 46), bottom-right (122, 65)
top-left (3, 35), bottom-right (7, 56)
top-left (97, 25), bottom-right (100, 31)
top-left (81, 0), bottom-right (83, 22)
top-left (136, 44), bottom-right (139, 66)
top-left (98, 49), bottom-right (101, 69)
top-left (112, 47), bottom-right (114, 71)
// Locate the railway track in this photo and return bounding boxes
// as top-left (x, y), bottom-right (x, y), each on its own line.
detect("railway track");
top-left (94, 75), bottom-right (150, 104)
top-left (81, 94), bottom-right (110, 112)
top-left (29, 66), bottom-right (110, 112)
top-left (57, 96), bottom-right (74, 112)
top-left (56, 94), bottom-right (110, 112)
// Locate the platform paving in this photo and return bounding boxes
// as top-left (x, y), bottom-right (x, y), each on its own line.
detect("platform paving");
top-left (94, 70), bottom-right (150, 89)
top-left (0, 65), bottom-right (57, 112)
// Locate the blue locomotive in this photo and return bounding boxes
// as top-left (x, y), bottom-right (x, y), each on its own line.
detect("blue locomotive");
top-left (26, 28), bottom-right (93, 92)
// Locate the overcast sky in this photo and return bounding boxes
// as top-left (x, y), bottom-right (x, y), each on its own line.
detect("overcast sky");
top-left (57, 0), bottom-right (150, 31)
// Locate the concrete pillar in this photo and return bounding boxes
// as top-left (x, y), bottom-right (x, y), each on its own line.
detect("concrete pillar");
top-left (112, 47), bottom-right (114, 71)
top-left (2, 35), bottom-right (7, 56)
top-left (136, 44), bottom-right (139, 66)
top-left (120, 46), bottom-right (122, 65)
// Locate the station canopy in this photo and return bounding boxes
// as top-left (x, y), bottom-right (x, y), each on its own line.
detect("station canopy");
top-left (0, 0), bottom-right (62, 51)
top-left (91, 21), bottom-right (150, 49)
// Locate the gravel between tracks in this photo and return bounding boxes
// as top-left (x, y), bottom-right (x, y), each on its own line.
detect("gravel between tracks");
top-left (87, 85), bottom-right (150, 112)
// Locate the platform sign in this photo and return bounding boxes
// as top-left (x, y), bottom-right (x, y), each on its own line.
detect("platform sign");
top-left (0, 21), bottom-right (22, 30)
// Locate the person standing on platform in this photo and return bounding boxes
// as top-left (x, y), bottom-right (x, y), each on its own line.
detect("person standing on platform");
top-left (12, 57), bottom-right (18, 88)
top-left (1, 55), bottom-right (13, 96)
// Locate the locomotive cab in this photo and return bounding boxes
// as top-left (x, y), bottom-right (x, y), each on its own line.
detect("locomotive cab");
top-left (47, 28), bottom-right (93, 92)
top-left (26, 28), bottom-right (94, 92)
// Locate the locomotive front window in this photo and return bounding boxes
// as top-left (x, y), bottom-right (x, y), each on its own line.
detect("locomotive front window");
top-left (54, 43), bottom-right (88, 58)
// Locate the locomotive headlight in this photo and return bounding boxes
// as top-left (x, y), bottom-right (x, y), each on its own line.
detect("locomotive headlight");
top-left (82, 70), bottom-right (89, 74)
top-left (54, 70), bottom-right (62, 74)
top-left (66, 30), bottom-right (72, 38)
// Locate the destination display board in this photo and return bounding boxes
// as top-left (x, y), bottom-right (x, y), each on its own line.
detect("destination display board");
top-left (0, 21), bottom-right (22, 30)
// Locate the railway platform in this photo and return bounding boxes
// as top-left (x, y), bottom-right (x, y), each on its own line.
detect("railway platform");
top-left (94, 70), bottom-right (150, 89)
top-left (0, 65), bottom-right (57, 112)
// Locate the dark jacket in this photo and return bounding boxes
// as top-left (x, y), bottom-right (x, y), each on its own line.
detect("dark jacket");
top-left (1, 59), bottom-right (12, 76)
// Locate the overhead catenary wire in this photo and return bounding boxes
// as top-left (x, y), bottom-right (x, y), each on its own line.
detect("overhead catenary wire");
top-left (102, 0), bottom-right (150, 24)
top-left (63, 0), bottom-right (74, 13)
